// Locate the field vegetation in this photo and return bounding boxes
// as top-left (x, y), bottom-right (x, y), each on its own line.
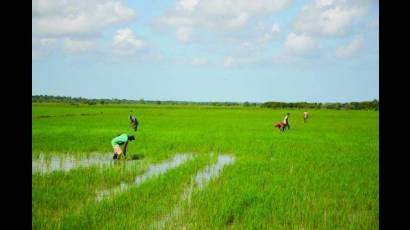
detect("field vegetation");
top-left (32, 102), bottom-right (378, 229)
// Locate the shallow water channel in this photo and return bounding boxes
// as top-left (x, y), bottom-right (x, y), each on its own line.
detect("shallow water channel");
top-left (32, 153), bottom-right (115, 174)
top-left (96, 154), bottom-right (194, 201)
top-left (152, 154), bottom-right (235, 229)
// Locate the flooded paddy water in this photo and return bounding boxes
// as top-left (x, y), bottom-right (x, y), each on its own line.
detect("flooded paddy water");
top-left (32, 153), bottom-right (116, 174)
top-left (152, 154), bottom-right (235, 229)
top-left (32, 151), bottom-right (236, 226)
top-left (32, 153), bottom-right (144, 174)
top-left (96, 154), bottom-right (194, 201)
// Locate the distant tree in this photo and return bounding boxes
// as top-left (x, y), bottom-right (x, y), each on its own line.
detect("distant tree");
top-left (86, 100), bottom-right (96, 105)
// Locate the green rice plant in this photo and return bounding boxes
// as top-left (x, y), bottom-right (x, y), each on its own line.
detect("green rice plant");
top-left (32, 103), bottom-right (378, 229)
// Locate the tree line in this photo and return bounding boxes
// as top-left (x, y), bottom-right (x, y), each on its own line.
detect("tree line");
top-left (261, 100), bottom-right (378, 110)
top-left (31, 95), bottom-right (249, 106)
top-left (32, 95), bottom-right (378, 110)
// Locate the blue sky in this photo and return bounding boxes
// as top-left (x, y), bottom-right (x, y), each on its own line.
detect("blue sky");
top-left (32, 0), bottom-right (379, 103)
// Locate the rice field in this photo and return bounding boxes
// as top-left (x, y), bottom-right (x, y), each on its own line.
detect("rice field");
top-left (32, 103), bottom-right (379, 229)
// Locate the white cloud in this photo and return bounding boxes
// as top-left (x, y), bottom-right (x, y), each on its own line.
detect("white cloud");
top-left (257, 34), bottom-right (272, 45)
top-left (176, 27), bottom-right (193, 42)
top-left (225, 12), bottom-right (249, 28)
top-left (158, 15), bottom-right (194, 28)
top-left (32, 37), bottom-right (57, 61)
top-left (257, 23), bottom-right (281, 45)
top-left (32, 1), bottom-right (138, 59)
top-left (158, 0), bottom-right (291, 42)
top-left (32, 0), bottom-right (135, 36)
top-left (224, 56), bottom-right (234, 68)
top-left (320, 7), bottom-right (359, 35)
top-left (335, 35), bottom-right (364, 58)
top-left (293, 0), bottom-right (372, 36)
top-left (206, 21), bottom-right (283, 67)
top-left (284, 32), bottom-right (316, 54)
top-left (64, 38), bottom-right (95, 53)
top-left (32, 0), bottom-right (61, 17)
top-left (39, 38), bottom-right (57, 46)
top-left (176, 0), bottom-right (200, 12)
top-left (315, 0), bottom-right (334, 7)
top-left (271, 24), bottom-right (281, 34)
top-left (32, 50), bottom-right (41, 61)
top-left (112, 28), bottom-right (146, 55)
top-left (200, 0), bottom-right (291, 16)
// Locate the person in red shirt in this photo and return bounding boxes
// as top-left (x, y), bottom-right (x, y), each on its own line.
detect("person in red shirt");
top-left (274, 113), bottom-right (290, 132)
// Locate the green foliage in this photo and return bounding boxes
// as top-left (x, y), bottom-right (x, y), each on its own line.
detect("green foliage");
top-left (261, 100), bottom-right (378, 110)
top-left (32, 95), bottom-right (378, 110)
top-left (32, 95), bottom-right (251, 107)
top-left (32, 104), bottom-right (379, 229)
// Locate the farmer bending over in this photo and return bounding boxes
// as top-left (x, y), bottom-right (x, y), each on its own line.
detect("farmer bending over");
top-left (111, 133), bottom-right (135, 159)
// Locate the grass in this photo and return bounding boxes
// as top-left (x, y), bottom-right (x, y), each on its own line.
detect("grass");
top-left (32, 103), bottom-right (378, 229)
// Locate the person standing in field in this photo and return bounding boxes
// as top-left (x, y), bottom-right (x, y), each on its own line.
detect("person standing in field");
top-left (111, 133), bottom-right (135, 159)
top-left (303, 111), bottom-right (308, 123)
top-left (130, 114), bottom-right (139, 132)
top-left (283, 113), bottom-right (290, 130)
top-left (129, 110), bottom-right (139, 132)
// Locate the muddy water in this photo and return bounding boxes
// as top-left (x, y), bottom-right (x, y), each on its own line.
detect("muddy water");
top-left (96, 154), bottom-right (193, 201)
top-left (152, 154), bottom-right (235, 229)
top-left (32, 153), bottom-right (114, 174)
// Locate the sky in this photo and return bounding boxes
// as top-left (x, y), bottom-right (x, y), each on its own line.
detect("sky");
top-left (32, 0), bottom-right (379, 103)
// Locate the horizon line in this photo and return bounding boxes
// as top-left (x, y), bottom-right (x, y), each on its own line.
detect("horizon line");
top-left (32, 94), bottom-right (379, 104)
